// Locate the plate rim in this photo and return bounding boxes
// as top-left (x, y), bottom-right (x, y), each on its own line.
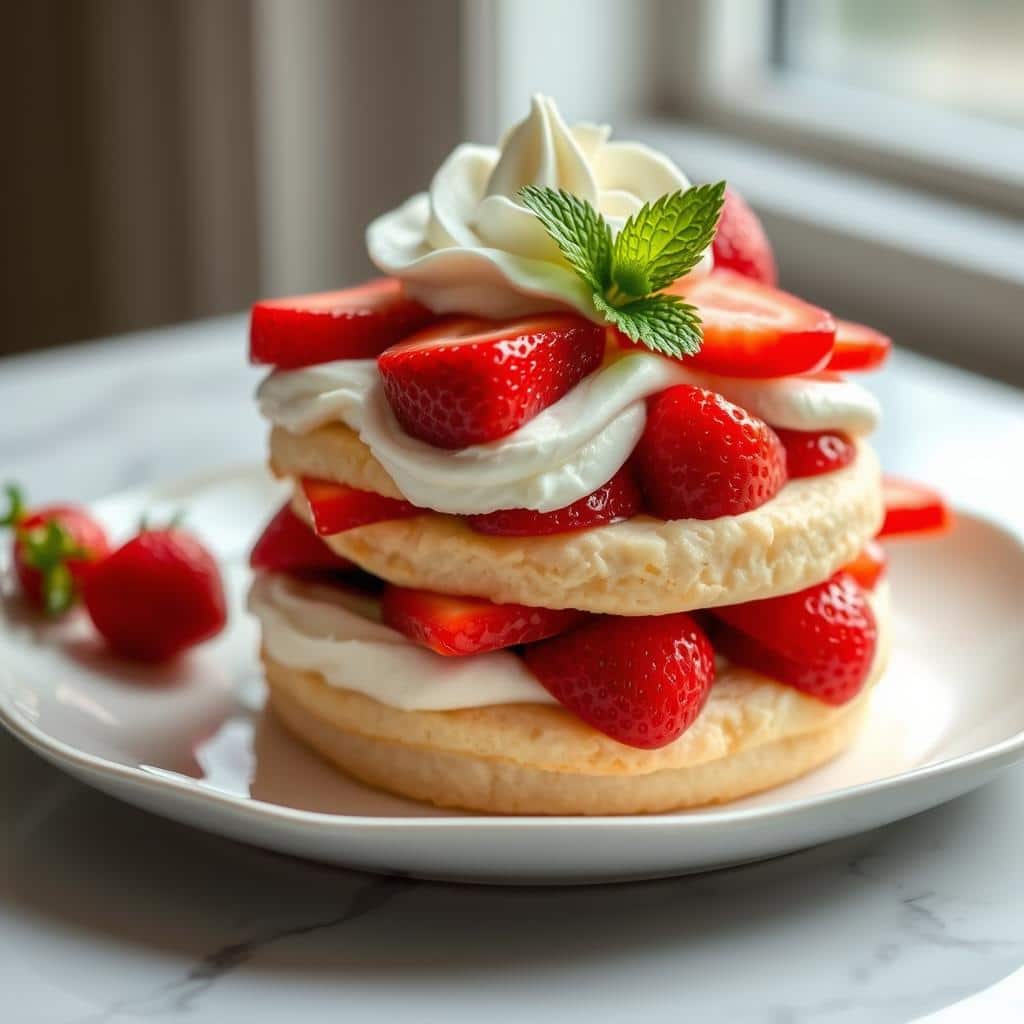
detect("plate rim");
top-left (2, 466), bottom-right (1024, 833)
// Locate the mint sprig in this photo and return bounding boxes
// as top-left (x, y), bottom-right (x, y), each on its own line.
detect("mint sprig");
top-left (519, 181), bottom-right (725, 359)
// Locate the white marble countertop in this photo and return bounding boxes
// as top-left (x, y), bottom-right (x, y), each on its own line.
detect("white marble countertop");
top-left (2, 318), bottom-right (1023, 1024)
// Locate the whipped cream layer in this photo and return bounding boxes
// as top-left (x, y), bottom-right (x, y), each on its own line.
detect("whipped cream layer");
top-left (249, 574), bottom-right (554, 710)
top-left (367, 94), bottom-right (710, 321)
top-left (258, 352), bottom-right (881, 515)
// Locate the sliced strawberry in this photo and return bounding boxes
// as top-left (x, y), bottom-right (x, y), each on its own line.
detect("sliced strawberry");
top-left (774, 428), bottom-right (856, 478)
top-left (84, 529), bottom-right (226, 663)
top-left (827, 319), bottom-right (892, 372)
top-left (712, 187), bottom-right (777, 286)
top-left (634, 384), bottom-right (787, 520)
top-left (522, 613), bottom-right (715, 749)
top-left (301, 478), bottom-right (423, 537)
top-left (668, 270), bottom-right (835, 378)
top-left (465, 467), bottom-right (642, 537)
top-left (250, 278), bottom-right (434, 370)
top-left (879, 476), bottom-right (953, 538)
top-left (842, 539), bottom-right (888, 591)
top-left (249, 503), bottom-right (353, 574)
top-left (713, 572), bottom-right (877, 705)
top-left (377, 314), bottom-right (606, 449)
top-left (380, 585), bottom-right (586, 657)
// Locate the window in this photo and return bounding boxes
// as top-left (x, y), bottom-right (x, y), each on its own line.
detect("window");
top-left (676, 0), bottom-right (1024, 216)
top-left (776, 0), bottom-right (1024, 130)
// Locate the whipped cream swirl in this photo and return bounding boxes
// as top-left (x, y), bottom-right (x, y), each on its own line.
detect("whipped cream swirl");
top-left (258, 353), bottom-right (881, 516)
top-left (366, 94), bottom-right (711, 320)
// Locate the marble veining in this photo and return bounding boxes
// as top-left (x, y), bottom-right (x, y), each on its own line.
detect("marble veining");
top-left (1, 318), bottom-right (1024, 1023)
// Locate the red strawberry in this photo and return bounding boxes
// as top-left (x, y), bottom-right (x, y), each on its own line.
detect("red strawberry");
top-left (2, 485), bottom-right (110, 615)
top-left (377, 314), bottom-right (606, 449)
top-left (842, 540), bottom-right (887, 591)
top-left (250, 278), bottom-right (434, 370)
top-left (380, 585), bottom-right (586, 657)
top-left (250, 503), bottom-right (353, 574)
top-left (827, 319), bottom-right (892, 372)
top-left (466, 467), bottom-right (642, 537)
top-left (634, 385), bottom-right (787, 520)
top-left (879, 477), bottom-right (952, 538)
top-left (84, 529), bottom-right (227, 662)
top-left (774, 428), bottom-right (855, 479)
top-left (302, 478), bottom-right (422, 537)
top-left (669, 271), bottom-right (835, 378)
top-left (711, 187), bottom-right (778, 285)
top-left (713, 572), bottom-right (877, 705)
top-left (522, 613), bottom-right (715, 749)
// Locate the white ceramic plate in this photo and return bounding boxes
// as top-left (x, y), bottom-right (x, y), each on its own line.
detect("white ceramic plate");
top-left (1, 467), bottom-right (1023, 885)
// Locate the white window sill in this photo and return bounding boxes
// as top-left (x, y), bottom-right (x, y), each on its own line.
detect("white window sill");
top-left (632, 120), bottom-right (1024, 388)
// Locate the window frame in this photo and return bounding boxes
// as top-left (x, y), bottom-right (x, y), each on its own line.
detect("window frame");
top-left (662, 0), bottom-right (1024, 219)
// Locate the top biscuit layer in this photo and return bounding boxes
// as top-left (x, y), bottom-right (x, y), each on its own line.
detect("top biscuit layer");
top-left (271, 423), bottom-right (883, 613)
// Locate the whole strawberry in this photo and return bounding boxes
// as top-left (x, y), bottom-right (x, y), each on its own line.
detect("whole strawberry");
top-left (634, 385), bottom-right (787, 520)
top-left (712, 187), bottom-right (777, 286)
top-left (2, 485), bottom-right (110, 614)
top-left (523, 612), bottom-right (715, 748)
top-left (713, 572), bottom-right (878, 705)
top-left (84, 527), bottom-right (226, 662)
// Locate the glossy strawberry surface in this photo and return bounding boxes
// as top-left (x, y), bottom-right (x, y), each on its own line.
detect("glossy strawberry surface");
top-left (673, 271), bottom-right (836, 378)
top-left (713, 572), bottom-right (878, 705)
top-left (381, 585), bottom-right (586, 657)
top-left (634, 384), bottom-right (787, 520)
top-left (84, 529), bottom-right (227, 663)
top-left (302, 479), bottom-right (422, 537)
top-left (465, 467), bottom-right (642, 536)
top-left (711, 187), bottom-right (777, 286)
top-left (378, 314), bottom-right (606, 449)
top-left (827, 319), bottom-right (892, 372)
top-left (250, 278), bottom-right (433, 369)
top-left (523, 612), bottom-right (716, 749)
top-left (249, 503), bottom-right (353, 573)
top-left (773, 428), bottom-right (856, 478)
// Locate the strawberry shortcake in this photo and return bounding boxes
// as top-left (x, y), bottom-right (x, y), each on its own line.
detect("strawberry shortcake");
top-left (246, 95), bottom-right (902, 814)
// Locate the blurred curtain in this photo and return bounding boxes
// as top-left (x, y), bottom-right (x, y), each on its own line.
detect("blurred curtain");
top-left (2, 0), bottom-right (462, 357)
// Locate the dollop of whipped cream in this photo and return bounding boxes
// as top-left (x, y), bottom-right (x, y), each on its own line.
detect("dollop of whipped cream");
top-left (258, 353), bottom-right (881, 516)
top-left (249, 574), bottom-right (553, 710)
top-left (366, 94), bottom-right (711, 320)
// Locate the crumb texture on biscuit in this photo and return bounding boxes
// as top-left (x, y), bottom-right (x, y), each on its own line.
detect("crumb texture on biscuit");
top-left (275, 424), bottom-right (882, 613)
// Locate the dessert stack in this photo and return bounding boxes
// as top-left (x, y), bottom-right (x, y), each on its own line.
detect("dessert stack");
top-left (246, 96), bottom-right (899, 814)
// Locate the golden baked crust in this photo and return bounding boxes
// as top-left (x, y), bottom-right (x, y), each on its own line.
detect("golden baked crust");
top-left (273, 425), bottom-right (883, 613)
top-left (260, 586), bottom-right (890, 814)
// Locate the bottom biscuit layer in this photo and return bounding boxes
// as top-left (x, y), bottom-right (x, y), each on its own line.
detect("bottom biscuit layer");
top-left (267, 680), bottom-right (870, 815)
top-left (266, 598), bottom-right (888, 811)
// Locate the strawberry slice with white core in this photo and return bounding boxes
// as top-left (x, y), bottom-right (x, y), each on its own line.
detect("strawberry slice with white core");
top-left (380, 585), bottom-right (587, 657)
top-left (250, 278), bottom-right (434, 369)
top-left (826, 319), bottom-right (892, 372)
top-left (377, 314), bottom-right (606, 449)
top-left (669, 270), bottom-right (836, 378)
top-left (302, 478), bottom-right (423, 537)
top-left (879, 477), bottom-right (953, 538)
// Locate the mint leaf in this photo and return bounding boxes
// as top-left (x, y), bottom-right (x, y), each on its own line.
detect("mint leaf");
top-left (612, 182), bottom-right (725, 296)
top-left (518, 186), bottom-right (612, 292)
top-left (594, 292), bottom-right (703, 359)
